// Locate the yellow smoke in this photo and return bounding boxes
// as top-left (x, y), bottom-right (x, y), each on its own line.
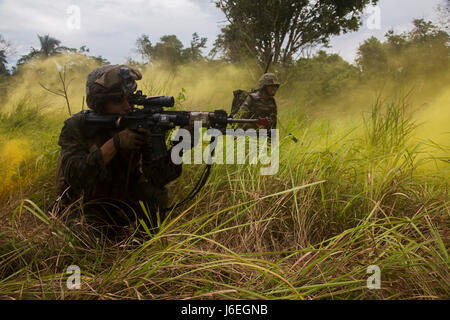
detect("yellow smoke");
top-left (1, 54), bottom-right (100, 116)
top-left (139, 61), bottom-right (258, 110)
top-left (0, 53), bottom-right (448, 198)
top-left (412, 89), bottom-right (450, 175)
top-left (0, 139), bottom-right (32, 194)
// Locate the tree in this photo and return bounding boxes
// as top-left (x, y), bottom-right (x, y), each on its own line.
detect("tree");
top-left (293, 50), bottom-right (359, 103)
top-left (356, 36), bottom-right (387, 75)
top-left (356, 19), bottom-right (449, 79)
top-left (210, 23), bottom-right (249, 62)
top-left (135, 34), bottom-right (154, 62)
top-left (407, 18), bottom-right (449, 46)
top-left (0, 34), bottom-right (13, 76)
top-left (0, 49), bottom-right (8, 76)
top-left (213, 0), bottom-right (379, 67)
top-left (15, 35), bottom-right (105, 70)
top-left (37, 34), bottom-right (65, 57)
top-left (183, 32), bottom-right (207, 62)
top-left (153, 35), bottom-right (185, 65)
top-left (136, 33), bottom-right (207, 65)
top-left (136, 34), bottom-right (184, 65)
top-left (16, 48), bottom-right (40, 67)
top-left (401, 19), bottom-right (449, 75)
top-left (17, 34), bottom-right (65, 66)
top-left (435, 3), bottom-right (449, 33)
top-left (90, 55), bottom-right (110, 65)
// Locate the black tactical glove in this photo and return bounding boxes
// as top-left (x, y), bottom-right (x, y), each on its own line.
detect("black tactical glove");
top-left (113, 128), bottom-right (148, 151)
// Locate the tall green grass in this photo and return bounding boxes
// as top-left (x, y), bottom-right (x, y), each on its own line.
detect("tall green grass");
top-left (0, 98), bottom-right (61, 200)
top-left (0, 93), bottom-right (448, 299)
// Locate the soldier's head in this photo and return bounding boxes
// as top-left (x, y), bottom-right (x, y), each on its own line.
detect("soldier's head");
top-left (86, 64), bottom-right (142, 115)
top-left (258, 73), bottom-right (280, 97)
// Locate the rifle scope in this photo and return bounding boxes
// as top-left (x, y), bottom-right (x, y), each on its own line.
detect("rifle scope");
top-left (130, 90), bottom-right (175, 108)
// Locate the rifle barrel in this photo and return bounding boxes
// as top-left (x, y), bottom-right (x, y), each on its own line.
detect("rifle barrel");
top-left (227, 118), bottom-right (259, 123)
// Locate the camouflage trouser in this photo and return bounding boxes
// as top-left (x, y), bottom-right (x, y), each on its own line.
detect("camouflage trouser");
top-left (66, 182), bottom-right (169, 239)
top-left (128, 181), bottom-right (169, 228)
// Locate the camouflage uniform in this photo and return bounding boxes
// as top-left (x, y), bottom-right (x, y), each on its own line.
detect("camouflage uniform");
top-left (237, 73), bottom-right (279, 131)
top-left (55, 65), bottom-right (181, 233)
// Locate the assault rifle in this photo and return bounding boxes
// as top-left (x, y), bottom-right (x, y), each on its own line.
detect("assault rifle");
top-left (82, 90), bottom-right (272, 160)
top-left (81, 90), bottom-right (272, 211)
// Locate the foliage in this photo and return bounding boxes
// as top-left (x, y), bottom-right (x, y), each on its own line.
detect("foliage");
top-left (16, 35), bottom-right (110, 71)
top-left (357, 19), bottom-right (450, 79)
top-left (0, 14), bottom-right (448, 300)
top-left (291, 50), bottom-right (359, 104)
top-left (136, 33), bottom-right (207, 66)
top-left (213, 0), bottom-right (379, 66)
top-left (0, 34), bottom-right (12, 76)
top-left (356, 37), bottom-right (387, 75)
top-left (0, 92), bottom-right (448, 299)
top-left (17, 34), bottom-right (63, 66)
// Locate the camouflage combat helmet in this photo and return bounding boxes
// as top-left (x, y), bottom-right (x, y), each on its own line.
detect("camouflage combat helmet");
top-left (258, 73), bottom-right (280, 90)
top-left (86, 64), bottom-right (142, 112)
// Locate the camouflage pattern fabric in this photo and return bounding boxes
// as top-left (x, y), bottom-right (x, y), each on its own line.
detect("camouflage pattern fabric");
top-left (56, 110), bottom-right (181, 226)
top-left (258, 73), bottom-right (280, 89)
top-left (236, 90), bottom-right (277, 131)
top-left (86, 64), bottom-right (142, 112)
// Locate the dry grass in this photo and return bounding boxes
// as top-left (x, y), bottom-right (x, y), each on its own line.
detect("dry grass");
top-left (0, 61), bottom-right (448, 300)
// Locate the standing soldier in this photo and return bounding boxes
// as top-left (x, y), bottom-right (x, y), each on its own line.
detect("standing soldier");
top-left (56, 64), bottom-right (183, 237)
top-left (236, 73), bottom-right (280, 131)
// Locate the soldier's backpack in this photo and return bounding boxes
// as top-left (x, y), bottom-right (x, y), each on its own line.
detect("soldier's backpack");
top-left (230, 88), bottom-right (257, 117)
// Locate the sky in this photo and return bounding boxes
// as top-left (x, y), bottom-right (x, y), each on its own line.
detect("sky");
top-left (0, 0), bottom-right (447, 68)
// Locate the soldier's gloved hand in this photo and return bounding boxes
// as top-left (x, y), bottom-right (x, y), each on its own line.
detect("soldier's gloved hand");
top-left (114, 128), bottom-right (148, 151)
top-left (136, 127), bottom-right (150, 139)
